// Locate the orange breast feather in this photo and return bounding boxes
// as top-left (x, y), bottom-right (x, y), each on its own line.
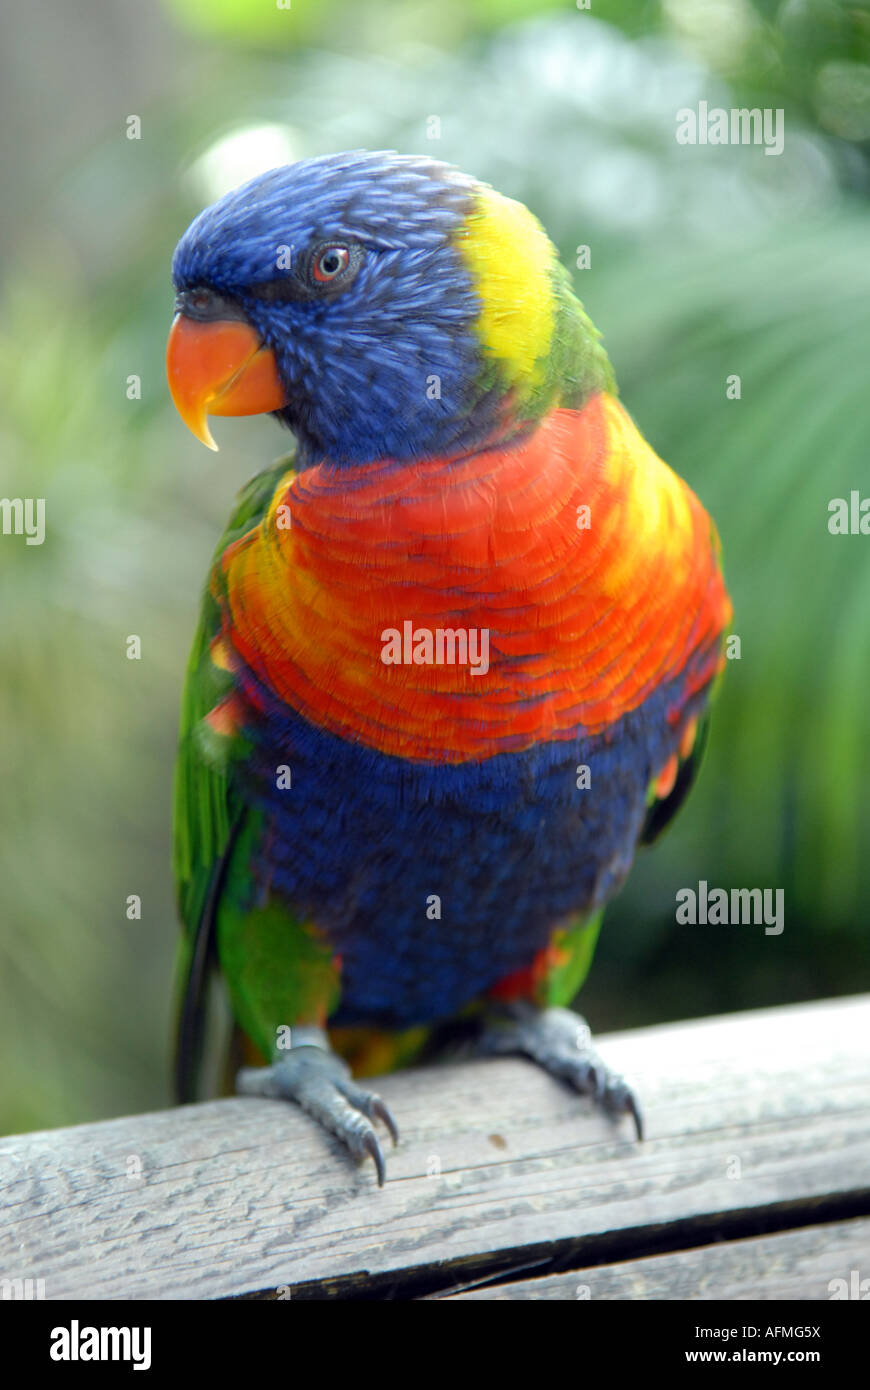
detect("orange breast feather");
top-left (216, 393), bottom-right (731, 763)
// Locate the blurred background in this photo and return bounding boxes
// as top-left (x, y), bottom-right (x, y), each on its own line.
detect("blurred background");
top-left (1, 0), bottom-right (868, 1134)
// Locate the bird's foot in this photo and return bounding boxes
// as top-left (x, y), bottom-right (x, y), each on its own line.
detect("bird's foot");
top-left (474, 1002), bottom-right (643, 1141)
top-left (236, 1028), bottom-right (399, 1185)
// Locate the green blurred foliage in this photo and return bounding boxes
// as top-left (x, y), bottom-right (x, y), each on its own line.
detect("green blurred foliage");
top-left (0, 0), bottom-right (867, 1133)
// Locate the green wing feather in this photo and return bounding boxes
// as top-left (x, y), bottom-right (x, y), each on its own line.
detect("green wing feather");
top-left (172, 452), bottom-right (296, 1102)
top-left (542, 910), bottom-right (604, 1008)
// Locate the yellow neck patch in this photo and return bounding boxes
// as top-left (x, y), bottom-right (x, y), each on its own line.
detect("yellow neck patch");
top-left (457, 184), bottom-right (556, 393)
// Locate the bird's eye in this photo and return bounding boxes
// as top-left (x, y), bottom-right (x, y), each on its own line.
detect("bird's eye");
top-left (312, 245), bottom-right (351, 283)
top-left (248, 244), bottom-right (362, 303)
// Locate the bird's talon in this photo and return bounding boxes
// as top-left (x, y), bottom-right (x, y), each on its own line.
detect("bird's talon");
top-left (236, 1046), bottom-right (396, 1184)
top-left (372, 1096), bottom-right (400, 1146)
top-left (475, 1005), bottom-right (644, 1141)
top-left (626, 1093), bottom-right (644, 1143)
top-left (363, 1130), bottom-right (387, 1187)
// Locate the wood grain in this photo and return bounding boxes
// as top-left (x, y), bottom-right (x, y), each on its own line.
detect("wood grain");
top-left (1, 995), bottom-right (868, 1300)
top-left (441, 1217), bottom-right (870, 1300)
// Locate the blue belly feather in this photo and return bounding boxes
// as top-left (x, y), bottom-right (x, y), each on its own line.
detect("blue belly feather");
top-left (230, 669), bottom-right (705, 1028)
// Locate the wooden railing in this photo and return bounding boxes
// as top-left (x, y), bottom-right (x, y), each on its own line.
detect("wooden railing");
top-left (2, 995), bottom-right (868, 1299)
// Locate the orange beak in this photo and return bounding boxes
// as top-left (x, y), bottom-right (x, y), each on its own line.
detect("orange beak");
top-left (166, 314), bottom-right (287, 451)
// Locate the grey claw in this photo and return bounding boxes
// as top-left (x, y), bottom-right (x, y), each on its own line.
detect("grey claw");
top-left (372, 1096), bottom-right (400, 1147)
top-left (236, 1047), bottom-right (399, 1185)
top-left (362, 1130), bottom-right (387, 1187)
top-left (599, 1073), bottom-right (644, 1141)
top-left (627, 1092), bottom-right (644, 1143)
top-left (335, 1078), bottom-right (400, 1147)
top-left (474, 1005), bottom-right (644, 1143)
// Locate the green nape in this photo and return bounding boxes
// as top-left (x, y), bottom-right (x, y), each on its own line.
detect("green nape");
top-left (547, 263), bottom-right (617, 412)
top-left (458, 182), bottom-right (614, 428)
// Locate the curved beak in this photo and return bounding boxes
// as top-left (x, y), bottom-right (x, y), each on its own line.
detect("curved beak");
top-left (166, 314), bottom-right (287, 451)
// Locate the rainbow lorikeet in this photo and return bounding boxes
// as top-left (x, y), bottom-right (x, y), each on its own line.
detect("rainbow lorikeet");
top-left (167, 151), bottom-right (731, 1184)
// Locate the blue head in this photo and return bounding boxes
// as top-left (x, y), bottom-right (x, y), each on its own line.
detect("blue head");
top-left (171, 151), bottom-right (490, 463)
top-left (169, 150), bottom-right (611, 465)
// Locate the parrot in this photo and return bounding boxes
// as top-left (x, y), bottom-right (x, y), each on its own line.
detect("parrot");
top-left (166, 150), bottom-right (732, 1185)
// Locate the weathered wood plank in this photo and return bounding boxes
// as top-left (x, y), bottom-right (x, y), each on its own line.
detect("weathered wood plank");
top-left (1, 995), bottom-right (868, 1299)
top-left (440, 1216), bottom-right (870, 1300)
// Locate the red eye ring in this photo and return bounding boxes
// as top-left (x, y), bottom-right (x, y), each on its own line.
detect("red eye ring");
top-left (312, 245), bottom-right (350, 283)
